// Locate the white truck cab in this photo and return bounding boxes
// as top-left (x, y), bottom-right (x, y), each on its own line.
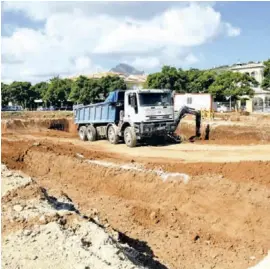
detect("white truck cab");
top-left (123, 89), bottom-right (174, 123)
top-left (118, 89), bottom-right (176, 146)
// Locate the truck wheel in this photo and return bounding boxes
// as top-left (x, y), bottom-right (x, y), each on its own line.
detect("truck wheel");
top-left (79, 126), bottom-right (87, 141)
top-left (124, 127), bottom-right (137, 147)
top-left (86, 125), bottom-right (97, 141)
top-left (107, 125), bottom-right (119, 144)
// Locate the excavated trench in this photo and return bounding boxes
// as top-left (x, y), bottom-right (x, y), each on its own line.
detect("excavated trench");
top-left (2, 116), bottom-right (270, 145)
top-left (2, 138), bottom-right (270, 269)
top-left (1, 118), bottom-right (77, 134)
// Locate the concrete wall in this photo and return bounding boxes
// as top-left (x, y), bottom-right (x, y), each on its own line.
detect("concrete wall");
top-left (174, 93), bottom-right (213, 111)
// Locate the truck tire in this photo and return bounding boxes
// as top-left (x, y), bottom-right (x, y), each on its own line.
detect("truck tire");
top-left (86, 125), bottom-right (97, 141)
top-left (124, 127), bottom-right (137, 147)
top-left (79, 126), bottom-right (87, 141)
top-left (107, 125), bottom-right (119, 144)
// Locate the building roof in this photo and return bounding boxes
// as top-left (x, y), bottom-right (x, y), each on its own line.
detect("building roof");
top-left (209, 61), bottom-right (264, 72)
top-left (69, 71), bottom-right (147, 84)
top-left (230, 62), bottom-right (264, 71)
top-left (252, 87), bottom-right (270, 94)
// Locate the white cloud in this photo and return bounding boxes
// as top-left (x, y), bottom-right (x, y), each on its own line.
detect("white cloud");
top-left (74, 56), bottom-right (92, 71)
top-left (225, 23), bottom-right (241, 37)
top-left (184, 54), bottom-right (199, 65)
top-left (2, 2), bottom-right (241, 83)
top-left (132, 57), bottom-right (161, 70)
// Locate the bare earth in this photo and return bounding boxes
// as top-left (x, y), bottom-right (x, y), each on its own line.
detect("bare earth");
top-left (1, 112), bottom-right (270, 269)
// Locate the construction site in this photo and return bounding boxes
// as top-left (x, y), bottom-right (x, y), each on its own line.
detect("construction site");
top-left (1, 110), bottom-right (270, 269)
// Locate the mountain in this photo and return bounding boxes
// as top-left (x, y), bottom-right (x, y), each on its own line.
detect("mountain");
top-left (110, 63), bottom-right (144, 76)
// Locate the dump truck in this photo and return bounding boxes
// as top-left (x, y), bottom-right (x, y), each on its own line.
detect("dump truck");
top-left (74, 89), bottom-right (201, 147)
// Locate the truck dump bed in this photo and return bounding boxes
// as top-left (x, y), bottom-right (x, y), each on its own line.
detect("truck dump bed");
top-left (74, 90), bottom-right (124, 125)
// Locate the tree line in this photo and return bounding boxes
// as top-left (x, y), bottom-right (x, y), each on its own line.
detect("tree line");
top-left (1, 59), bottom-right (269, 109)
top-left (146, 59), bottom-right (269, 101)
top-left (1, 75), bottom-right (127, 109)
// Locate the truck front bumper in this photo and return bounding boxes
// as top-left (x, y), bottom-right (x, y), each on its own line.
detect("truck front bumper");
top-left (135, 121), bottom-right (176, 138)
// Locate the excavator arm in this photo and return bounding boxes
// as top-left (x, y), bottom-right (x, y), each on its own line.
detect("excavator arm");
top-left (174, 106), bottom-right (201, 137)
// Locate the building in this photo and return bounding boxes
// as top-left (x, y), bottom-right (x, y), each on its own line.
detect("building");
top-left (211, 61), bottom-right (269, 112)
top-left (229, 62), bottom-right (270, 112)
top-left (174, 93), bottom-right (214, 112)
top-left (69, 72), bottom-right (147, 88)
top-left (230, 62), bottom-right (264, 84)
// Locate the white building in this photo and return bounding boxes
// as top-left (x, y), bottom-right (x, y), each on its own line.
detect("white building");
top-left (230, 62), bottom-right (264, 84)
top-left (174, 93), bottom-right (214, 111)
top-left (230, 62), bottom-right (270, 112)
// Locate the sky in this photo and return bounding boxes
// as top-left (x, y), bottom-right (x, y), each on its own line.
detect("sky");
top-left (1, 1), bottom-right (270, 83)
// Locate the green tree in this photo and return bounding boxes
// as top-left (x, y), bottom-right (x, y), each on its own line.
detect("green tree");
top-left (43, 77), bottom-right (72, 106)
top-left (99, 75), bottom-right (127, 98)
top-left (30, 81), bottom-right (49, 100)
top-left (1, 83), bottom-right (11, 106)
top-left (146, 66), bottom-right (187, 92)
top-left (186, 69), bottom-right (216, 93)
top-left (208, 71), bottom-right (258, 101)
top-left (69, 76), bottom-right (102, 104)
top-left (262, 59), bottom-right (270, 90)
top-left (8, 81), bottom-right (32, 108)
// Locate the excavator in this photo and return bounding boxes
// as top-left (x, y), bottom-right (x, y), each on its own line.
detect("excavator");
top-left (167, 92), bottom-right (202, 143)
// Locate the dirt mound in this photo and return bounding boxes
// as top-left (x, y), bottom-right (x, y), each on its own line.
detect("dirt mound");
top-left (178, 121), bottom-right (270, 144)
top-left (1, 111), bottom-right (73, 120)
top-left (1, 118), bottom-right (77, 134)
top-left (2, 139), bottom-right (270, 269)
top-left (1, 165), bottom-right (166, 269)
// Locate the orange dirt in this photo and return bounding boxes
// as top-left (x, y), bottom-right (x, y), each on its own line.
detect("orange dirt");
top-left (2, 114), bottom-right (270, 268)
top-left (2, 135), bottom-right (270, 269)
top-left (177, 121), bottom-right (270, 144)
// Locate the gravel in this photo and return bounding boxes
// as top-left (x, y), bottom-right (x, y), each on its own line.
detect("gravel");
top-left (1, 164), bottom-right (143, 269)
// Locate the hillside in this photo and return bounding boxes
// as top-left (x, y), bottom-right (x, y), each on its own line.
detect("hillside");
top-left (110, 63), bottom-right (144, 76)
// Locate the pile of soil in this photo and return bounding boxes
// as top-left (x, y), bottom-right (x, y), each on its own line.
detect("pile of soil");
top-left (1, 165), bottom-right (164, 269)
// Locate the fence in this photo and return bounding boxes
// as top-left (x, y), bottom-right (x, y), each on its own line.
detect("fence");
top-left (213, 101), bottom-right (237, 112)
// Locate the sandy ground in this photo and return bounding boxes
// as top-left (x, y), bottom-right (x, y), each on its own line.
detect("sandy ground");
top-left (1, 165), bottom-right (165, 269)
top-left (1, 113), bottom-right (270, 269)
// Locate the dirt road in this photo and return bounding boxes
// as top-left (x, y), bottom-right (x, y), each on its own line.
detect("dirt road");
top-left (2, 115), bottom-right (270, 269)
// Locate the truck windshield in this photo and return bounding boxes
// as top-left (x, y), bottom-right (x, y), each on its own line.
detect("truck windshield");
top-left (139, 92), bottom-right (172, 107)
